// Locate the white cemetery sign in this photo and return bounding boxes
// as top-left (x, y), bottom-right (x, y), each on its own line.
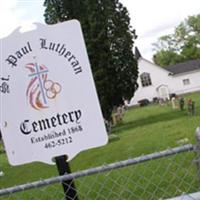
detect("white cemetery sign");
top-left (0, 20), bottom-right (108, 166)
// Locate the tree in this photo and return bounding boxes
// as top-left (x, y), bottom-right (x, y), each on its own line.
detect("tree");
top-left (153, 14), bottom-right (200, 67)
top-left (44, 0), bottom-right (138, 120)
top-left (153, 50), bottom-right (183, 67)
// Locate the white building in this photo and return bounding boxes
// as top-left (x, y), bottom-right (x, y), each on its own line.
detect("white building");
top-left (129, 48), bottom-right (200, 106)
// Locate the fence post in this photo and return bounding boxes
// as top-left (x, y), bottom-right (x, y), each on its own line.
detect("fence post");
top-left (194, 127), bottom-right (200, 181)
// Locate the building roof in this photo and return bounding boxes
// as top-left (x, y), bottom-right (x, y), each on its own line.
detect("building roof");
top-left (135, 47), bottom-right (142, 60)
top-left (165, 59), bottom-right (200, 75)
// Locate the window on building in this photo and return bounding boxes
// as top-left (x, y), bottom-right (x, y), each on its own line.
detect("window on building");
top-left (140, 72), bottom-right (152, 87)
top-left (183, 78), bottom-right (190, 85)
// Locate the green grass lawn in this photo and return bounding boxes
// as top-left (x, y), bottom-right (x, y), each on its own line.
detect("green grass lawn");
top-left (1, 92), bottom-right (200, 199)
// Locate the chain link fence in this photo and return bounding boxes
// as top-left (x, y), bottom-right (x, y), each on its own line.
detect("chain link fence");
top-left (0, 143), bottom-right (200, 200)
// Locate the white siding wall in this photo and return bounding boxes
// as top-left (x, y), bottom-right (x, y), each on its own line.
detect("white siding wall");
top-left (129, 58), bottom-right (200, 106)
top-left (168, 71), bottom-right (200, 95)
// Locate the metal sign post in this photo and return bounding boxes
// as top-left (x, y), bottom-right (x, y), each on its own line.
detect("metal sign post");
top-left (55, 155), bottom-right (78, 200)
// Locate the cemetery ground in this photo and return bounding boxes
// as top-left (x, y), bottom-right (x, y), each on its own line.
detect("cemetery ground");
top-left (1, 92), bottom-right (200, 199)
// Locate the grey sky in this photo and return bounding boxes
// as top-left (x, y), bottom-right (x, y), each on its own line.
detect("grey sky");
top-left (0, 0), bottom-right (199, 61)
top-left (121, 0), bottom-right (200, 60)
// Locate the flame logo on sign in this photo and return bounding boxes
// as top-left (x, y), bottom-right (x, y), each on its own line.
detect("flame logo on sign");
top-left (26, 63), bottom-right (62, 110)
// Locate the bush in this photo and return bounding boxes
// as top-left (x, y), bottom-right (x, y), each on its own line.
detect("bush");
top-left (153, 97), bottom-right (159, 103)
top-left (138, 99), bottom-right (150, 107)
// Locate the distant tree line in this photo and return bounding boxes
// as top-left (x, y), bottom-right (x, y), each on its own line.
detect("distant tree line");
top-left (153, 14), bottom-right (200, 67)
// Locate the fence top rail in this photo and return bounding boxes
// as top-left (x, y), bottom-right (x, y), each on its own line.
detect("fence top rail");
top-left (0, 144), bottom-right (194, 196)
